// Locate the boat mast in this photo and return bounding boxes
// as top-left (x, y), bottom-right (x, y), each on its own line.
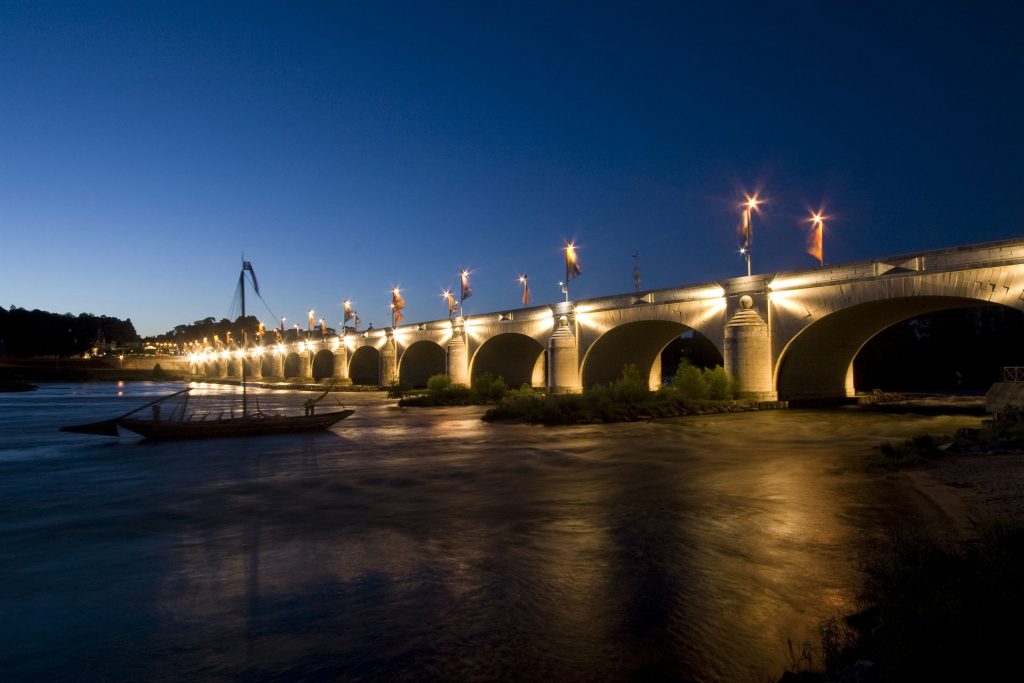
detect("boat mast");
top-left (240, 262), bottom-right (247, 417)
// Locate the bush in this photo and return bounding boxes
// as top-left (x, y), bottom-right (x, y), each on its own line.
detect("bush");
top-left (426, 374), bottom-right (451, 393)
top-left (703, 366), bottom-right (733, 400)
top-left (471, 372), bottom-right (507, 402)
top-left (610, 363), bottom-right (649, 403)
top-left (671, 360), bottom-right (707, 399)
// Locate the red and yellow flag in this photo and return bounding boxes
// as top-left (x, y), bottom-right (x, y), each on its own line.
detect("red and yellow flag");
top-left (391, 288), bottom-right (405, 326)
top-left (807, 213), bottom-right (824, 266)
top-left (308, 309), bottom-right (315, 331)
top-left (565, 243), bottom-right (581, 281)
top-left (519, 275), bottom-right (531, 306)
top-left (443, 289), bottom-right (457, 317)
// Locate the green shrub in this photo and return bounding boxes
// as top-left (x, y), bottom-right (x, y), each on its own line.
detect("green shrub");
top-left (386, 382), bottom-right (412, 399)
top-left (610, 363), bottom-right (649, 403)
top-left (471, 372), bottom-right (507, 402)
top-left (671, 360), bottom-right (707, 399)
top-left (703, 366), bottom-right (733, 400)
top-left (426, 374), bottom-right (451, 393)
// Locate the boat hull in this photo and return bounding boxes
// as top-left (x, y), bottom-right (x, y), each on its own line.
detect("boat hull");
top-left (118, 409), bottom-right (354, 441)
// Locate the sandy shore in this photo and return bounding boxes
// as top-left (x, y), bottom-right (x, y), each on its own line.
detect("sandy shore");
top-left (904, 452), bottom-right (1024, 537)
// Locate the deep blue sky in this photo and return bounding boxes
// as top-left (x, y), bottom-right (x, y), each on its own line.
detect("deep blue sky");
top-left (2, 1), bottom-right (1022, 336)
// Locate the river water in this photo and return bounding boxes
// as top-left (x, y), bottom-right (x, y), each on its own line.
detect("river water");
top-left (0, 382), bottom-right (980, 681)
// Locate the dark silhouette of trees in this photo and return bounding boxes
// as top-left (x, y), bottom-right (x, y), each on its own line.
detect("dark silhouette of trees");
top-left (0, 306), bottom-right (139, 357)
top-left (855, 306), bottom-right (1024, 392)
top-left (147, 315), bottom-right (333, 346)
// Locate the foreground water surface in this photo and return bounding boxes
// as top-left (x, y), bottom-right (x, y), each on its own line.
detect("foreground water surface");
top-left (0, 382), bottom-right (980, 681)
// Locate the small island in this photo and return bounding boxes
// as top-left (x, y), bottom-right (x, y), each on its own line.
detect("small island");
top-left (396, 362), bottom-right (770, 425)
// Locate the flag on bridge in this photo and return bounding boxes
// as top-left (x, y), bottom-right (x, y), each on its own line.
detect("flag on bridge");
top-left (519, 275), bottom-right (531, 306)
top-left (460, 270), bottom-right (473, 301)
top-left (738, 206), bottom-right (752, 252)
top-left (308, 309), bottom-right (315, 331)
top-left (391, 288), bottom-right (405, 326)
top-left (565, 242), bottom-right (581, 281)
top-left (344, 300), bottom-right (356, 325)
top-left (807, 212), bottom-right (825, 266)
top-left (443, 289), bottom-right (458, 317)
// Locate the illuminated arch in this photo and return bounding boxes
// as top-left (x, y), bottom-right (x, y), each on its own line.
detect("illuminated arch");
top-left (399, 340), bottom-right (446, 387)
top-left (311, 349), bottom-right (334, 381)
top-left (470, 333), bottom-right (546, 388)
top-left (283, 352), bottom-right (301, 379)
top-left (774, 296), bottom-right (1003, 400)
top-left (349, 346), bottom-right (382, 386)
top-left (580, 320), bottom-right (696, 390)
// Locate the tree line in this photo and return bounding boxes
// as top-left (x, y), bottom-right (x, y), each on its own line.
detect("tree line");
top-left (0, 306), bottom-right (139, 357)
top-left (148, 316), bottom-right (336, 346)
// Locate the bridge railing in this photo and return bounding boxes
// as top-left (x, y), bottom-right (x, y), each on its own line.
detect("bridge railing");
top-left (1002, 367), bottom-right (1024, 383)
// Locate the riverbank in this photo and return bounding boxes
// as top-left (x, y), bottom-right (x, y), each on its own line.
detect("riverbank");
top-left (905, 450), bottom-right (1024, 535)
top-left (778, 415), bottom-right (1024, 682)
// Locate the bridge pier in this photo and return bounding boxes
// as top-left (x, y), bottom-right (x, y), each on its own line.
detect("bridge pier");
top-left (548, 314), bottom-right (581, 394)
top-left (332, 339), bottom-right (353, 385)
top-left (724, 295), bottom-right (776, 400)
top-left (382, 334), bottom-right (398, 386)
top-left (248, 353), bottom-right (262, 379)
top-left (290, 350), bottom-right (313, 381)
top-left (269, 352), bottom-right (284, 379)
top-left (447, 322), bottom-right (469, 385)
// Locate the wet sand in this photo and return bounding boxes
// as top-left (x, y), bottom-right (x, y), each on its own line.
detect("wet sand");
top-left (906, 452), bottom-right (1024, 535)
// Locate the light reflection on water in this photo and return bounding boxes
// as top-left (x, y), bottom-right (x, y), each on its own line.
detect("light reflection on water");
top-left (0, 383), bottom-right (981, 681)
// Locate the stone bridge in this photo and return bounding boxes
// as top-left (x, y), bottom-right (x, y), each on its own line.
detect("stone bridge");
top-left (187, 237), bottom-right (1024, 401)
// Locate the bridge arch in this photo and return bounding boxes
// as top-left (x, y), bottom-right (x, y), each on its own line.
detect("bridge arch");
top-left (242, 355), bottom-right (260, 376)
top-left (311, 349), bottom-right (334, 381)
top-left (399, 340), bottom-right (446, 387)
top-left (470, 333), bottom-right (546, 388)
top-left (283, 352), bottom-right (301, 379)
top-left (581, 320), bottom-right (704, 390)
top-left (774, 296), bottom-right (1009, 400)
top-left (349, 346), bottom-right (381, 386)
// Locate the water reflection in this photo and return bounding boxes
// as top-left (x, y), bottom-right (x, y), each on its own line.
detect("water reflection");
top-left (0, 385), bottom-right (980, 681)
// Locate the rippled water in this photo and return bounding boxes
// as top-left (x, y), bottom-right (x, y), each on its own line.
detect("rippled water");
top-left (0, 382), bottom-right (981, 681)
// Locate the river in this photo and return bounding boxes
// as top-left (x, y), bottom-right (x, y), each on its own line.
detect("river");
top-left (0, 382), bottom-right (981, 681)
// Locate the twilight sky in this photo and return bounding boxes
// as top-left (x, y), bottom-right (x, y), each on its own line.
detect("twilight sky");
top-left (2, 1), bottom-right (1022, 336)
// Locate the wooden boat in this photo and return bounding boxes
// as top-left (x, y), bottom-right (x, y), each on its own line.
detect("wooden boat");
top-left (117, 407), bottom-right (354, 441)
top-left (61, 260), bottom-right (354, 441)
